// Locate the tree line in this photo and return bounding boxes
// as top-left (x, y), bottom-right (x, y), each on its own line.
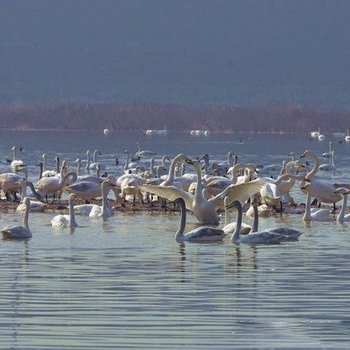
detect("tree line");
top-left (0, 102), bottom-right (348, 133)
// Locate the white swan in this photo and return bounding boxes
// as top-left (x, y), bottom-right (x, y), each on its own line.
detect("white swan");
top-left (16, 180), bottom-right (47, 212)
top-left (320, 150), bottom-right (335, 171)
top-left (247, 198), bottom-right (302, 241)
top-left (135, 142), bottom-right (157, 158)
top-left (124, 149), bottom-right (145, 174)
top-left (0, 172), bottom-right (27, 201)
top-left (335, 188), bottom-right (350, 223)
top-left (51, 194), bottom-right (78, 228)
top-left (89, 149), bottom-right (105, 171)
top-left (345, 130), bottom-right (350, 142)
top-left (310, 127), bottom-right (321, 138)
top-left (89, 181), bottom-right (115, 218)
top-left (322, 141), bottom-right (333, 158)
top-left (140, 159), bottom-right (264, 225)
top-left (10, 146), bottom-right (27, 174)
top-left (174, 198), bottom-right (225, 243)
top-left (1, 197), bottom-right (32, 239)
top-left (41, 153), bottom-right (59, 177)
top-left (223, 196), bottom-right (252, 235)
top-left (65, 180), bottom-right (103, 202)
top-left (300, 150), bottom-right (341, 206)
top-left (35, 167), bottom-right (77, 203)
top-left (225, 200), bottom-right (285, 245)
top-left (301, 183), bottom-right (333, 222)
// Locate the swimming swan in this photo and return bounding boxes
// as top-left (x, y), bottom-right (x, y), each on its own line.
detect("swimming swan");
top-left (89, 180), bottom-right (115, 218)
top-left (225, 200), bottom-right (285, 245)
top-left (335, 188), bottom-right (350, 223)
top-left (51, 194), bottom-right (78, 228)
top-left (1, 197), bottom-right (32, 239)
top-left (174, 197), bottom-right (225, 243)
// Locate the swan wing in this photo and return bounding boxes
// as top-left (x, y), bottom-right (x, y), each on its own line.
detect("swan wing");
top-left (51, 215), bottom-right (69, 227)
top-left (186, 227), bottom-right (225, 242)
top-left (210, 179), bottom-right (265, 206)
top-left (139, 184), bottom-right (194, 210)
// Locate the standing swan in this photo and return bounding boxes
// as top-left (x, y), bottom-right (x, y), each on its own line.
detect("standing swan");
top-left (51, 194), bottom-right (78, 228)
top-left (174, 198), bottom-right (225, 243)
top-left (1, 197), bottom-right (32, 239)
top-left (301, 183), bottom-right (333, 222)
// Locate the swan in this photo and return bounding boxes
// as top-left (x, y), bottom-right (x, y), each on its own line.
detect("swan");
top-left (51, 194), bottom-right (78, 228)
top-left (322, 141), bottom-right (333, 158)
top-left (89, 149), bottom-right (105, 171)
top-left (174, 198), bottom-right (225, 243)
top-left (223, 196), bottom-right (252, 235)
top-left (140, 158), bottom-right (264, 225)
top-left (320, 150), bottom-right (335, 171)
top-left (1, 197), bottom-right (32, 239)
top-left (35, 161), bottom-right (77, 202)
top-left (300, 150), bottom-right (341, 207)
top-left (135, 142), bottom-right (157, 158)
top-left (124, 149), bottom-right (145, 174)
top-left (120, 175), bottom-right (145, 204)
top-left (225, 200), bottom-right (285, 245)
top-left (335, 188), bottom-right (350, 223)
top-left (41, 153), bottom-right (59, 177)
top-left (0, 172), bottom-right (27, 201)
top-left (16, 180), bottom-right (47, 212)
top-left (246, 203), bottom-right (273, 218)
top-left (345, 130), bottom-right (350, 142)
top-left (65, 180), bottom-right (103, 201)
top-left (301, 183), bottom-right (333, 221)
top-left (310, 127), bottom-right (321, 138)
top-left (9, 146), bottom-right (27, 174)
top-left (89, 181), bottom-right (115, 218)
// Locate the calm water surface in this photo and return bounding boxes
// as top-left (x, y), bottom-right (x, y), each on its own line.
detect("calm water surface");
top-left (0, 130), bottom-right (350, 349)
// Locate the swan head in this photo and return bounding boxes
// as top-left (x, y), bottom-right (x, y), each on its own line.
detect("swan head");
top-left (185, 159), bottom-right (202, 171)
top-left (300, 181), bottom-right (311, 192)
top-left (300, 150), bottom-right (317, 159)
top-left (335, 187), bottom-right (350, 196)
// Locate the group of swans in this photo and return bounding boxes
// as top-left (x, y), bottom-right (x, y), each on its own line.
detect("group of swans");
top-left (141, 158), bottom-right (265, 226)
top-left (175, 196), bottom-right (302, 244)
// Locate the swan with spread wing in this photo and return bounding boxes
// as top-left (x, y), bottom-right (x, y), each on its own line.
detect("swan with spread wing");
top-left (140, 158), bottom-right (264, 226)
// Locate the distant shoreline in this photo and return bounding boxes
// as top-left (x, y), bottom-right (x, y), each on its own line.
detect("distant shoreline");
top-left (0, 101), bottom-right (348, 133)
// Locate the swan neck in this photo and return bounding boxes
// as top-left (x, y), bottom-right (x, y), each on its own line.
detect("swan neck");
top-left (224, 204), bottom-right (231, 226)
top-left (38, 162), bottom-right (43, 180)
top-left (167, 156), bottom-right (180, 182)
top-left (306, 153), bottom-right (320, 180)
top-left (23, 200), bottom-right (30, 230)
top-left (231, 203), bottom-right (242, 242)
top-left (337, 194), bottom-right (347, 223)
top-left (42, 154), bottom-right (47, 171)
top-left (69, 198), bottom-right (77, 227)
top-left (175, 200), bottom-right (186, 242)
top-left (303, 191), bottom-right (312, 221)
top-left (251, 204), bottom-right (259, 233)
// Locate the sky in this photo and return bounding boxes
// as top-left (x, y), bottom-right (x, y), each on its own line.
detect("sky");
top-left (1, 0), bottom-right (350, 107)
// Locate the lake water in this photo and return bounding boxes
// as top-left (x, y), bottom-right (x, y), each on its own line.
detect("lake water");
top-left (0, 130), bottom-right (350, 349)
